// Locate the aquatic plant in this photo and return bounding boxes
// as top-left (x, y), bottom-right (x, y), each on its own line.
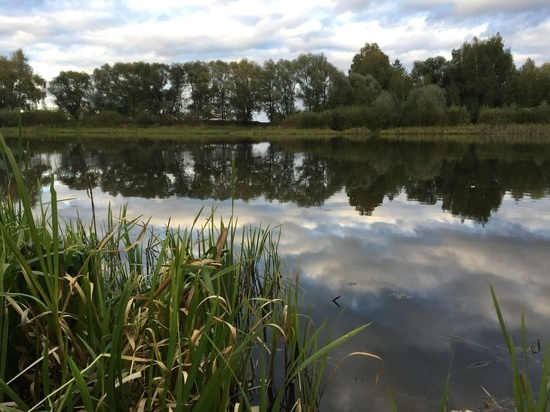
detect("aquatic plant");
top-left (0, 131), bottom-right (379, 411)
top-left (489, 284), bottom-right (550, 412)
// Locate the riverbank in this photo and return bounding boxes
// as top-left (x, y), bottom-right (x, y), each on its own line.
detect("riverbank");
top-left (1, 123), bottom-right (550, 143)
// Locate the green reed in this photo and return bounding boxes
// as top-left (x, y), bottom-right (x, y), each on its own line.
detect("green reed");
top-left (0, 131), bottom-right (378, 411)
top-left (490, 284), bottom-right (550, 412)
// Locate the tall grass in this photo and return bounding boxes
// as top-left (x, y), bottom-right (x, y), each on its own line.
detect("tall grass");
top-left (0, 131), bottom-right (379, 411)
top-left (490, 285), bottom-right (550, 412)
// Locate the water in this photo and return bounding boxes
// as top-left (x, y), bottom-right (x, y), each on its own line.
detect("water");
top-left (5, 136), bottom-right (550, 410)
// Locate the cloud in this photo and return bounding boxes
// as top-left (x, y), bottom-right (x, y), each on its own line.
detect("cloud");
top-left (0, 1), bottom-right (548, 82)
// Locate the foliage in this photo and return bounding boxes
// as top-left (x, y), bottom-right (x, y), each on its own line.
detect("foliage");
top-left (401, 84), bottom-right (448, 126)
top-left (446, 105), bottom-right (471, 125)
top-left (81, 110), bottom-right (129, 127)
top-left (229, 59), bottom-right (263, 122)
top-left (294, 53), bottom-right (341, 112)
top-left (91, 62), bottom-right (169, 116)
top-left (0, 49), bottom-right (46, 109)
top-left (261, 59), bottom-right (298, 122)
top-left (48, 71), bottom-right (92, 119)
top-left (446, 33), bottom-right (516, 117)
top-left (411, 56), bottom-right (448, 88)
top-left (349, 42), bottom-right (393, 89)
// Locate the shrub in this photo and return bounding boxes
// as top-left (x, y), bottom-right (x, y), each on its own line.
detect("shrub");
top-left (81, 110), bottom-right (130, 127)
top-left (446, 105), bottom-right (471, 125)
top-left (0, 110), bottom-right (19, 127)
top-left (477, 106), bottom-right (515, 125)
top-left (21, 109), bottom-right (68, 126)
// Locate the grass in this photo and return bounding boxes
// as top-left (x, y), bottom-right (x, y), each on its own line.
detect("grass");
top-left (377, 123), bottom-right (550, 144)
top-left (0, 129), bottom-right (381, 411)
top-left (2, 122), bottom-right (550, 143)
top-left (0, 124), bottom-right (345, 141)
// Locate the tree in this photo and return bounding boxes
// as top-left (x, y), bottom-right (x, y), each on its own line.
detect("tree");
top-left (402, 84), bottom-right (448, 126)
top-left (294, 53), bottom-right (339, 112)
top-left (209, 60), bottom-right (232, 121)
top-left (348, 73), bottom-right (381, 106)
top-left (513, 58), bottom-right (549, 108)
top-left (229, 59), bottom-right (262, 122)
top-left (91, 62), bottom-right (169, 116)
top-left (447, 33), bottom-right (516, 117)
top-left (164, 63), bottom-right (187, 116)
top-left (0, 49), bottom-right (46, 109)
top-left (326, 70), bottom-right (353, 108)
top-left (260, 59), bottom-right (298, 122)
top-left (183, 61), bottom-right (212, 120)
top-left (388, 59), bottom-right (413, 102)
top-left (48, 71), bottom-right (92, 119)
top-left (370, 91), bottom-right (399, 129)
top-left (349, 43), bottom-right (392, 89)
top-left (411, 56), bottom-right (448, 87)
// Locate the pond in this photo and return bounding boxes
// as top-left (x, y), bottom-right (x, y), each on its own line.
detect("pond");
top-left (7, 136), bottom-right (550, 411)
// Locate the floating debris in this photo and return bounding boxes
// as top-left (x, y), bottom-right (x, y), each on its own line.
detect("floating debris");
top-left (331, 295), bottom-right (342, 308)
top-left (530, 338), bottom-right (541, 353)
top-left (346, 282), bottom-right (357, 286)
top-left (467, 361), bottom-right (490, 369)
top-left (390, 291), bottom-right (412, 301)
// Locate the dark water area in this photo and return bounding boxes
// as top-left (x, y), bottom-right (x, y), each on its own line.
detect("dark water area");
top-left (3, 136), bottom-right (550, 411)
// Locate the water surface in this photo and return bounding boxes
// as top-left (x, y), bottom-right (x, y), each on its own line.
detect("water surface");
top-left (6, 137), bottom-right (550, 411)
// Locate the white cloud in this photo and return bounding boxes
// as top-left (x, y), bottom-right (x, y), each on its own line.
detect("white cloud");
top-left (0, 1), bottom-right (548, 80)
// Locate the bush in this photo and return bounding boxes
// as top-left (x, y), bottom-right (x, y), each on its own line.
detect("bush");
top-left (0, 109), bottom-right (19, 127)
top-left (446, 106), bottom-right (471, 125)
top-left (279, 111), bottom-right (328, 129)
top-left (134, 111), bottom-right (156, 127)
top-left (477, 106), bottom-right (515, 125)
top-left (21, 110), bottom-right (68, 126)
top-left (536, 101), bottom-right (550, 123)
top-left (81, 110), bottom-right (130, 127)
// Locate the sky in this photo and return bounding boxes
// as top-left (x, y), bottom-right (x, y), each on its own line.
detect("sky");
top-left (1, 0), bottom-right (549, 82)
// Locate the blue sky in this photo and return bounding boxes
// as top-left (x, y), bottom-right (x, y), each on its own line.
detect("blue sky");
top-left (1, 0), bottom-right (549, 80)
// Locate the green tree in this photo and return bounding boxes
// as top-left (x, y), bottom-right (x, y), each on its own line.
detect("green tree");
top-left (260, 59), bottom-right (298, 122)
top-left (511, 58), bottom-right (550, 108)
top-left (348, 73), bottom-right (381, 106)
top-left (411, 56), bottom-right (448, 87)
top-left (447, 33), bottom-right (516, 117)
top-left (164, 63), bottom-right (187, 115)
top-left (388, 59), bottom-right (413, 102)
top-left (229, 59), bottom-right (262, 122)
top-left (183, 61), bottom-right (212, 120)
top-left (294, 53), bottom-right (340, 112)
top-left (0, 49), bottom-right (46, 109)
top-left (370, 91), bottom-right (399, 129)
top-left (209, 60), bottom-right (232, 121)
top-left (326, 70), bottom-right (353, 108)
top-left (349, 43), bottom-right (392, 89)
top-left (91, 62), bottom-right (169, 116)
top-left (48, 71), bottom-right (92, 119)
top-left (402, 84), bottom-right (448, 126)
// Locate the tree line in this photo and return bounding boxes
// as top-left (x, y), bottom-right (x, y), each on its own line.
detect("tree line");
top-left (1, 33), bottom-right (549, 130)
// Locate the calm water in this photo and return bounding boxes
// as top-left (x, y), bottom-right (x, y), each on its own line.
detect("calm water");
top-left (6, 137), bottom-right (550, 411)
